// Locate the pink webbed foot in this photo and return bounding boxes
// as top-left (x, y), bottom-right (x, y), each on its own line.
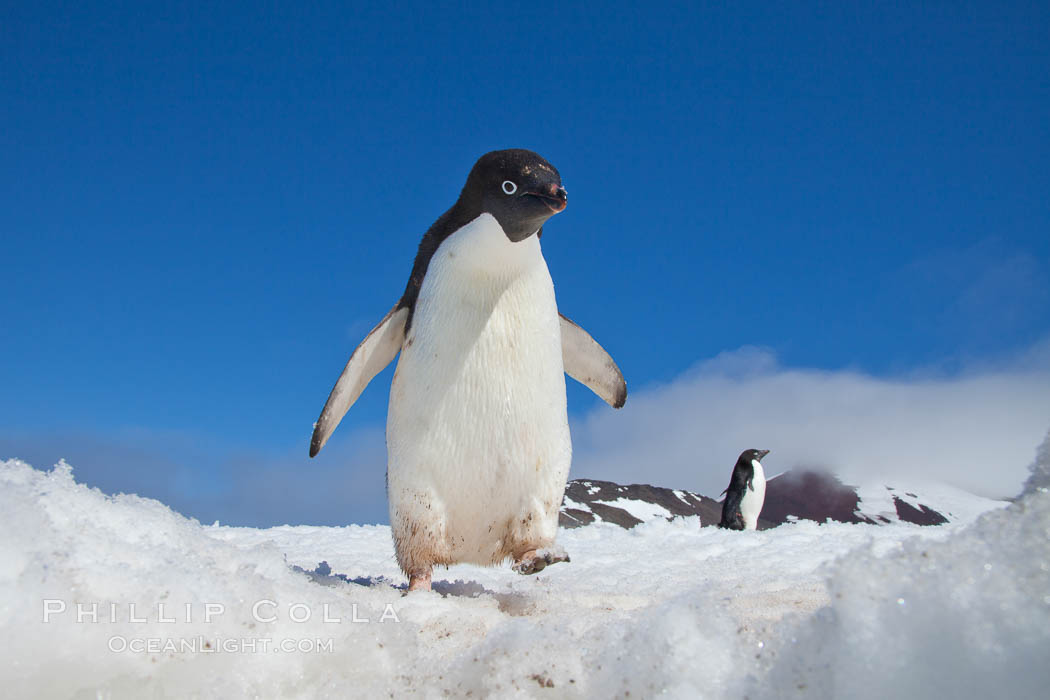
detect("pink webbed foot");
top-left (407, 570), bottom-right (432, 592)
top-left (512, 545), bottom-right (570, 575)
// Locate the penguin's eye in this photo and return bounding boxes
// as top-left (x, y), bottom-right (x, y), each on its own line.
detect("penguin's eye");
top-left (501, 180), bottom-right (518, 195)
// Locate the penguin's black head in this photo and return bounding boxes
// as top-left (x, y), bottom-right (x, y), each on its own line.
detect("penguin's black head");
top-left (739, 449), bottom-right (770, 464)
top-left (462, 149), bottom-right (567, 242)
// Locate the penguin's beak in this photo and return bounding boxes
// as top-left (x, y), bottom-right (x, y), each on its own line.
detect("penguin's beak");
top-left (524, 184), bottom-right (567, 213)
top-left (756, 449), bottom-right (770, 461)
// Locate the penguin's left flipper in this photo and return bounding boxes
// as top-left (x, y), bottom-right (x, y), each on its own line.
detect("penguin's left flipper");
top-left (310, 303), bottom-right (408, 457)
top-left (512, 545), bottom-right (570, 575)
top-left (559, 313), bottom-right (627, 409)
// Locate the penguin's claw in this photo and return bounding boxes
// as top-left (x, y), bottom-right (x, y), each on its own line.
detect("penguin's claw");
top-left (513, 557), bottom-right (545, 575)
top-left (512, 546), bottom-right (570, 575)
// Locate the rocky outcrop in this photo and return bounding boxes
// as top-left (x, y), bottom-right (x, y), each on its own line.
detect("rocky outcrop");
top-left (559, 469), bottom-right (955, 530)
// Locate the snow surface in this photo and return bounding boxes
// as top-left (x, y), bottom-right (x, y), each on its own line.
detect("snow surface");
top-left (853, 478), bottom-right (999, 524)
top-left (587, 496), bottom-right (674, 523)
top-left (2, 458), bottom-right (1047, 699)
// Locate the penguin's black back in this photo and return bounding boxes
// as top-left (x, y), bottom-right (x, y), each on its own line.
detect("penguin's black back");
top-left (398, 204), bottom-right (479, 332)
top-left (718, 452), bottom-right (756, 530)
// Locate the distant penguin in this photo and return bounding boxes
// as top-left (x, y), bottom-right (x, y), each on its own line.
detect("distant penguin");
top-left (309, 149), bottom-right (627, 591)
top-left (718, 449), bottom-right (771, 530)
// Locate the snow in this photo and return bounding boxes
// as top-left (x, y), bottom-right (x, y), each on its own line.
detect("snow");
top-left (854, 478), bottom-right (997, 524)
top-left (590, 496), bottom-right (674, 523)
top-left (1022, 428), bottom-right (1050, 496)
top-left (2, 457), bottom-right (1046, 698)
top-left (752, 493), bottom-right (1050, 699)
top-left (673, 489), bottom-right (694, 507)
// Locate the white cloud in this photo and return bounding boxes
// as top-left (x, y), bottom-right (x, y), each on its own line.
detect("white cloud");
top-left (570, 345), bottom-right (1050, 500)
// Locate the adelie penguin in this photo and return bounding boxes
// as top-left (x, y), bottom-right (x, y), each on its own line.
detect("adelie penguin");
top-left (309, 149), bottom-right (627, 592)
top-left (718, 449), bottom-right (771, 530)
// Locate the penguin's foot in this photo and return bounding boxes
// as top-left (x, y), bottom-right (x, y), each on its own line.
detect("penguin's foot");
top-left (407, 570), bottom-right (432, 592)
top-left (512, 546), bottom-right (570, 575)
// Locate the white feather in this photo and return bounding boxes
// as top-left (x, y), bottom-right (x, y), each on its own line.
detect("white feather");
top-left (386, 213), bottom-right (570, 571)
top-left (740, 458), bottom-right (767, 530)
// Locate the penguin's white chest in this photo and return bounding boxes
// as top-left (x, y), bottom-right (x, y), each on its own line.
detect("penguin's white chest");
top-left (740, 459), bottom-right (767, 530)
top-left (386, 214), bottom-right (571, 565)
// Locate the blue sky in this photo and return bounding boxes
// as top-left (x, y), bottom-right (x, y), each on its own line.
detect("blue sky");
top-left (3, 2), bottom-right (1048, 525)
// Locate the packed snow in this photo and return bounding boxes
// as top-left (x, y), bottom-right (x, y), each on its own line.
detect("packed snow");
top-left (1, 454), bottom-right (1047, 698)
top-left (578, 496), bottom-right (675, 524)
top-left (852, 479), bottom-right (998, 524)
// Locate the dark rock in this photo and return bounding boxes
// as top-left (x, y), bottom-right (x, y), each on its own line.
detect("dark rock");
top-left (761, 470), bottom-right (878, 526)
top-left (560, 479), bottom-right (722, 529)
top-left (558, 508), bottom-right (596, 528)
top-left (893, 496), bottom-right (949, 525)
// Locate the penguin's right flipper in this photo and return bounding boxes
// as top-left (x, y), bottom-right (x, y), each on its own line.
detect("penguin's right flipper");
top-left (559, 313), bottom-right (627, 409)
top-left (310, 304), bottom-right (408, 457)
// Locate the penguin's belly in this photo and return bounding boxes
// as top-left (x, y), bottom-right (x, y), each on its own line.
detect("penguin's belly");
top-left (386, 216), bottom-right (571, 567)
top-left (740, 460), bottom-right (767, 530)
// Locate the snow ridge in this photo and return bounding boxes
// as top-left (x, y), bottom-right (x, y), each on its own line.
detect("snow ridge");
top-left (3, 458), bottom-right (1040, 699)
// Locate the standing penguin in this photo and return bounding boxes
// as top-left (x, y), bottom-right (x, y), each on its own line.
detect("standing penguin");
top-left (718, 449), bottom-right (771, 530)
top-left (309, 149), bottom-right (627, 591)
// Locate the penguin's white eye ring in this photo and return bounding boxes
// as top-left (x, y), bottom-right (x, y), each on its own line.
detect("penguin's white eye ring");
top-left (501, 180), bottom-right (517, 195)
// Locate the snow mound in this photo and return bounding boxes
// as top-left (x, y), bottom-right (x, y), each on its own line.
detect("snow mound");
top-left (2, 457), bottom-right (1043, 698)
top-left (0, 459), bottom-right (406, 698)
top-left (752, 490), bottom-right (1050, 699)
top-left (1022, 428), bottom-right (1050, 496)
